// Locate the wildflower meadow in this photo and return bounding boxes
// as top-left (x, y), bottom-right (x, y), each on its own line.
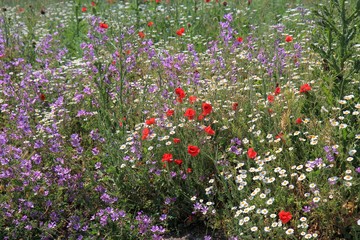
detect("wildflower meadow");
top-left (0, 0), bottom-right (359, 239)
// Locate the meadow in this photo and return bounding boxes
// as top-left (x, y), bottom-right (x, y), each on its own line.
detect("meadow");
top-left (0, 0), bottom-right (359, 239)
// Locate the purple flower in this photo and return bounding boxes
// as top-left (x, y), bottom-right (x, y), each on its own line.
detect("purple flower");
top-left (302, 206), bottom-right (311, 213)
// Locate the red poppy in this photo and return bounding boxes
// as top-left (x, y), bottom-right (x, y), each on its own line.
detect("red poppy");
top-left (91, 1), bottom-right (96, 7)
top-left (188, 145), bottom-right (200, 157)
top-left (267, 95), bottom-right (275, 103)
top-left (145, 118), bottom-right (156, 125)
top-left (247, 148), bottom-right (257, 159)
top-left (173, 138), bottom-right (181, 144)
top-left (198, 114), bottom-right (204, 121)
top-left (299, 83), bottom-right (311, 93)
top-left (174, 159), bottom-right (183, 165)
top-left (184, 108), bottom-right (196, 120)
top-left (175, 87), bottom-right (186, 99)
top-left (39, 93), bottom-right (46, 102)
top-left (138, 31), bottom-right (145, 39)
top-left (232, 102), bottom-right (238, 110)
top-left (187, 167), bottom-right (192, 173)
top-left (295, 118), bottom-right (302, 124)
top-left (275, 132), bottom-right (283, 139)
top-left (274, 86), bottom-right (281, 95)
top-left (204, 126), bottom-right (215, 135)
top-left (237, 37), bottom-right (243, 43)
top-left (162, 153), bottom-right (173, 163)
top-left (147, 21), bottom-right (154, 27)
top-left (126, 49), bottom-right (131, 55)
top-left (189, 95), bottom-right (197, 104)
top-left (142, 128), bottom-right (150, 140)
top-left (202, 102), bottom-right (212, 116)
top-left (176, 27), bottom-right (185, 36)
top-left (166, 109), bottom-right (174, 117)
top-left (279, 210), bottom-right (292, 224)
top-left (99, 22), bottom-right (108, 29)
top-left (17, 7), bottom-right (25, 13)
top-left (285, 35), bottom-right (293, 42)
top-left (156, 0), bottom-right (161, 3)
top-left (206, 0), bottom-right (211, 2)
top-left (81, 7), bottom-right (87, 12)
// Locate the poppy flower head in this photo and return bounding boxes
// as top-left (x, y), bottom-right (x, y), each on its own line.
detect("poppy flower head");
top-left (162, 153), bottom-right (173, 163)
top-left (279, 210), bottom-right (292, 224)
top-left (202, 102), bottom-right (212, 116)
top-left (142, 128), bottom-right (150, 140)
top-left (188, 145), bottom-right (200, 157)
top-left (173, 138), bottom-right (181, 144)
top-left (145, 118), bottom-right (156, 125)
top-left (166, 109), bottom-right (174, 117)
top-left (274, 86), bottom-right (281, 95)
top-left (184, 108), bottom-right (196, 120)
top-left (189, 95), bottom-right (197, 104)
top-left (285, 35), bottom-right (293, 42)
top-left (204, 126), bottom-right (215, 135)
top-left (295, 118), bottom-right (302, 124)
top-left (232, 102), bottom-right (238, 110)
top-left (247, 148), bottom-right (257, 159)
top-left (138, 31), bottom-right (145, 39)
top-left (299, 83), bottom-right (311, 93)
top-left (176, 27), bottom-right (185, 36)
top-left (237, 37), bottom-right (243, 43)
top-left (99, 22), bottom-right (108, 29)
top-left (81, 7), bottom-right (87, 12)
top-left (91, 1), bottom-right (96, 7)
top-left (267, 95), bottom-right (275, 103)
top-left (39, 93), bottom-right (46, 102)
top-left (147, 21), bottom-right (154, 27)
top-left (174, 159), bottom-right (183, 165)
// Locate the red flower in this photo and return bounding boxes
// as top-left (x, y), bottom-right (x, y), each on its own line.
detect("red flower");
top-left (138, 31), bottom-right (145, 39)
top-left (202, 102), bottom-right (212, 116)
top-left (81, 7), bottom-right (87, 12)
top-left (189, 95), bottom-right (197, 104)
top-left (176, 27), bottom-right (185, 36)
top-left (206, 0), bottom-right (211, 2)
top-left (187, 167), bottom-right (192, 173)
top-left (198, 114), bottom-right (204, 121)
top-left (166, 109), bottom-right (174, 117)
top-left (142, 128), bottom-right (150, 140)
top-left (188, 145), bottom-right (200, 157)
top-left (295, 118), bottom-right (302, 124)
top-left (156, 0), bottom-right (161, 3)
top-left (91, 1), bottom-right (96, 7)
top-left (275, 132), bottom-right (283, 139)
top-left (247, 148), bottom-right (257, 159)
top-left (267, 95), bottom-right (275, 103)
top-left (274, 86), bottom-right (281, 95)
top-left (232, 102), bottom-right (238, 110)
top-left (299, 83), bottom-right (311, 93)
top-left (174, 159), bottom-right (183, 165)
top-left (204, 126), bottom-right (215, 135)
top-left (279, 210), bottom-right (292, 224)
top-left (99, 22), bottom-right (108, 29)
top-left (147, 21), bottom-right (154, 27)
top-left (237, 37), bottom-right (243, 43)
top-left (285, 35), bottom-right (293, 42)
top-left (145, 118), bottom-right (156, 125)
top-left (184, 108), bottom-right (196, 120)
top-left (162, 153), bottom-right (173, 163)
top-left (39, 93), bottom-right (46, 102)
top-left (173, 138), bottom-right (181, 144)
top-left (175, 87), bottom-right (186, 101)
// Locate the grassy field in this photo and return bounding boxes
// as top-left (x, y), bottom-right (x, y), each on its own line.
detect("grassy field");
top-left (0, 0), bottom-right (359, 239)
